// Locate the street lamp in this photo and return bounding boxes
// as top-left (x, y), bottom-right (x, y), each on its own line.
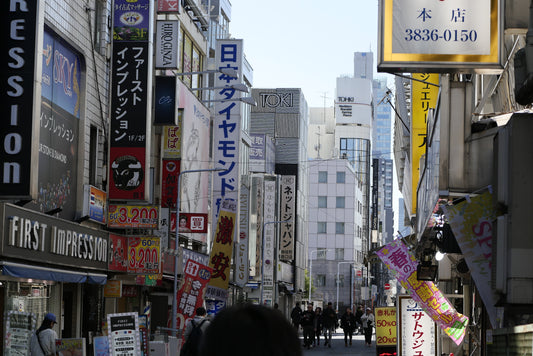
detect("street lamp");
top-left (260, 219), bottom-right (292, 305)
top-left (336, 261), bottom-right (353, 312)
top-left (171, 167), bottom-right (226, 335)
top-left (308, 248), bottom-right (334, 302)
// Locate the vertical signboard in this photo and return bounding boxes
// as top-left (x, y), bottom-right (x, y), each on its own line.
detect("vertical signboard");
top-left (109, 0), bottom-right (153, 201)
top-left (155, 21), bottom-right (179, 69)
top-left (176, 260), bottom-right (212, 339)
top-left (279, 176), bottom-right (295, 261)
top-left (211, 39), bottom-right (243, 235)
top-left (161, 159), bottom-right (180, 208)
top-left (205, 199), bottom-right (237, 301)
top-left (162, 123), bottom-right (182, 159)
top-left (375, 307), bottom-right (397, 355)
top-left (107, 313), bottom-right (141, 356)
top-left (154, 76), bottom-right (177, 125)
top-left (398, 296), bottom-right (437, 356)
top-left (411, 73), bottom-right (439, 215)
top-left (262, 179), bottom-right (277, 306)
top-left (127, 237), bottom-right (161, 274)
top-left (235, 180), bottom-right (250, 287)
top-left (1, 0), bottom-right (41, 199)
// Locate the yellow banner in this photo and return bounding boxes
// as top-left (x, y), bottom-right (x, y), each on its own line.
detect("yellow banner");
top-left (207, 200), bottom-right (236, 291)
top-left (411, 73), bottom-right (439, 215)
top-left (375, 307), bottom-right (397, 346)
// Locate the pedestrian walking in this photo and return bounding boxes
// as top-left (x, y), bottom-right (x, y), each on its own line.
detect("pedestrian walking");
top-left (181, 307), bottom-right (210, 356)
top-left (291, 302), bottom-right (303, 332)
top-left (354, 305), bottom-right (364, 335)
top-left (314, 306), bottom-right (323, 346)
top-left (321, 302), bottom-right (337, 348)
top-left (300, 304), bottom-right (316, 349)
top-left (340, 307), bottom-right (357, 346)
top-left (361, 307), bottom-right (375, 347)
top-left (30, 313), bottom-right (58, 356)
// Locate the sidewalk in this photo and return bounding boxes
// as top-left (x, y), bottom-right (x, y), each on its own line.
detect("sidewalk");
top-left (301, 329), bottom-right (376, 355)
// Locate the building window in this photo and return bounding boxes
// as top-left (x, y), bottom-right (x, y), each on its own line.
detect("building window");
top-left (316, 274), bottom-right (326, 287)
top-left (335, 248), bottom-right (344, 260)
top-left (335, 274), bottom-right (344, 287)
top-left (318, 171), bottom-right (328, 183)
top-left (336, 197), bottom-right (345, 208)
top-left (318, 196), bottom-right (327, 208)
top-left (336, 222), bottom-right (345, 234)
top-left (317, 222), bottom-right (327, 234)
top-left (336, 171), bottom-right (345, 183)
top-left (316, 248), bottom-right (327, 260)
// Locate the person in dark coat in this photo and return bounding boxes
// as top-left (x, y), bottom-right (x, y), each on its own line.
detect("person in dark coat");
top-left (354, 305), bottom-right (364, 334)
top-left (340, 307), bottom-right (357, 346)
top-left (313, 306), bottom-right (323, 346)
top-left (290, 302), bottom-right (303, 331)
top-left (300, 304), bottom-right (316, 349)
top-left (321, 302), bottom-right (337, 348)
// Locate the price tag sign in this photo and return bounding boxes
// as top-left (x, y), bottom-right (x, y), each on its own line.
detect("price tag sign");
top-left (128, 237), bottom-right (161, 274)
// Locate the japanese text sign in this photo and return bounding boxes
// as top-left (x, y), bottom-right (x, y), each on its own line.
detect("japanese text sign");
top-left (377, 239), bottom-right (468, 345)
top-left (235, 182), bottom-right (250, 287)
top-left (398, 296), bottom-right (437, 356)
top-left (161, 159), bottom-right (180, 208)
top-left (176, 260), bottom-right (212, 337)
top-left (279, 176), bottom-right (295, 261)
top-left (127, 237), bottom-right (161, 274)
top-left (443, 191), bottom-right (498, 328)
top-left (173, 213), bottom-right (209, 233)
top-left (212, 39), bottom-right (243, 230)
top-left (4, 311), bottom-right (35, 355)
top-left (108, 205), bottom-right (159, 229)
top-left (378, 0), bottom-right (503, 72)
top-left (107, 313), bottom-right (141, 356)
top-left (375, 307), bottom-right (397, 346)
top-left (411, 73), bottom-right (439, 215)
top-left (262, 179), bottom-right (277, 306)
top-left (109, 234), bottom-right (128, 272)
top-left (109, 0), bottom-right (153, 201)
top-left (205, 199), bottom-right (236, 301)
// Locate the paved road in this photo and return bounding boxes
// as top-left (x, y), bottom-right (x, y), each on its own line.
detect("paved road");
top-left (300, 330), bottom-right (376, 355)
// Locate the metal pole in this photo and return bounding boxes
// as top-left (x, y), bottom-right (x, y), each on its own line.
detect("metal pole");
top-left (260, 219), bottom-right (291, 305)
top-left (171, 168), bottom-right (224, 336)
top-left (308, 251), bottom-right (313, 302)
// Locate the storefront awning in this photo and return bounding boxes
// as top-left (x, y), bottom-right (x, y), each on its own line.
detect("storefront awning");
top-left (0, 262), bottom-right (107, 285)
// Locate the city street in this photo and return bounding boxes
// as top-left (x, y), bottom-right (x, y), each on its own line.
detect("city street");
top-left (301, 330), bottom-right (376, 355)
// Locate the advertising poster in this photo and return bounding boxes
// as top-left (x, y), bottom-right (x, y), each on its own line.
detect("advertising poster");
top-left (86, 185), bottom-right (107, 224)
top-left (107, 313), bottom-right (141, 356)
top-left (377, 239), bottom-right (468, 345)
top-left (162, 124), bottom-right (182, 159)
top-left (173, 213), bottom-right (209, 233)
top-left (56, 338), bottom-right (86, 356)
top-left (262, 179), bottom-right (276, 305)
top-left (176, 260), bottom-right (212, 339)
top-left (109, 234), bottom-right (128, 272)
top-left (279, 176), bottom-right (295, 261)
top-left (443, 191), bottom-right (498, 328)
top-left (104, 280), bottom-right (123, 298)
top-left (398, 296), bottom-right (437, 356)
top-left (128, 237), bottom-right (161, 274)
top-left (205, 199), bottom-right (236, 301)
top-left (93, 336), bottom-right (109, 356)
top-left (234, 182), bottom-right (250, 287)
top-left (4, 311), bottom-right (35, 356)
top-left (375, 307), bottom-right (397, 355)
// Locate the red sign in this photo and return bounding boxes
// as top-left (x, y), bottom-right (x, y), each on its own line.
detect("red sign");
top-left (109, 234), bottom-right (128, 272)
top-left (384, 283), bottom-right (391, 290)
top-left (176, 260), bottom-right (212, 341)
top-left (357, 270), bottom-right (362, 277)
top-left (171, 213), bottom-right (209, 233)
top-left (161, 159), bottom-right (180, 208)
top-left (109, 147), bottom-right (147, 201)
top-left (108, 205), bottom-right (159, 229)
top-left (157, 0), bottom-right (180, 13)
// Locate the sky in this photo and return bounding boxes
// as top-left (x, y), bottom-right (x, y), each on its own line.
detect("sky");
top-left (228, 0), bottom-right (383, 108)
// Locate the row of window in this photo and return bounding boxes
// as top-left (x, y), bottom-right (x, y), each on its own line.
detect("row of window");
top-left (314, 248), bottom-right (345, 260)
top-left (317, 221), bottom-right (345, 234)
top-left (318, 171), bottom-right (345, 183)
top-left (315, 274), bottom-right (344, 287)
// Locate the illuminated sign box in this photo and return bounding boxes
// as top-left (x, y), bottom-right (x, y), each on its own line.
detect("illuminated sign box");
top-left (378, 0), bottom-right (504, 73)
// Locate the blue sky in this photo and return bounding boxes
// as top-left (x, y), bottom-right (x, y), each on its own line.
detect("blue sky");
top-left (228, 0), bottom-right (382, 108)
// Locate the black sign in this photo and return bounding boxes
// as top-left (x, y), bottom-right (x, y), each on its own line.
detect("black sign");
top-left (154, 76), bottom-right (177, 125)
top-left (1, 0), bottom-right (40, 198)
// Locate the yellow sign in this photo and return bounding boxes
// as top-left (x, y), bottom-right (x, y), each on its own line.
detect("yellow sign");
top-left (411, 73), bottom-right (439, 215)
top-left (208, 200), bottom-right (236, 291)
top-left (104, 280), bottom-right (122, 298)
top-left (375, 307), bottom-right (397, 346)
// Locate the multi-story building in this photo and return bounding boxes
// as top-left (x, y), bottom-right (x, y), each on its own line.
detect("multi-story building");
top-left (249, 88), bottom-right (309, 313)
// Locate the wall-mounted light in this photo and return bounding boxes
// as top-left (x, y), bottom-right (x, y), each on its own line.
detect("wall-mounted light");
top-left (417, 248), bottom-right (438, 281)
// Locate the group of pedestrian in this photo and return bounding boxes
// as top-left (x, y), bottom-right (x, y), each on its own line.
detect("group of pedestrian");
top-left (291, 302), bottom-right (375, 349)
